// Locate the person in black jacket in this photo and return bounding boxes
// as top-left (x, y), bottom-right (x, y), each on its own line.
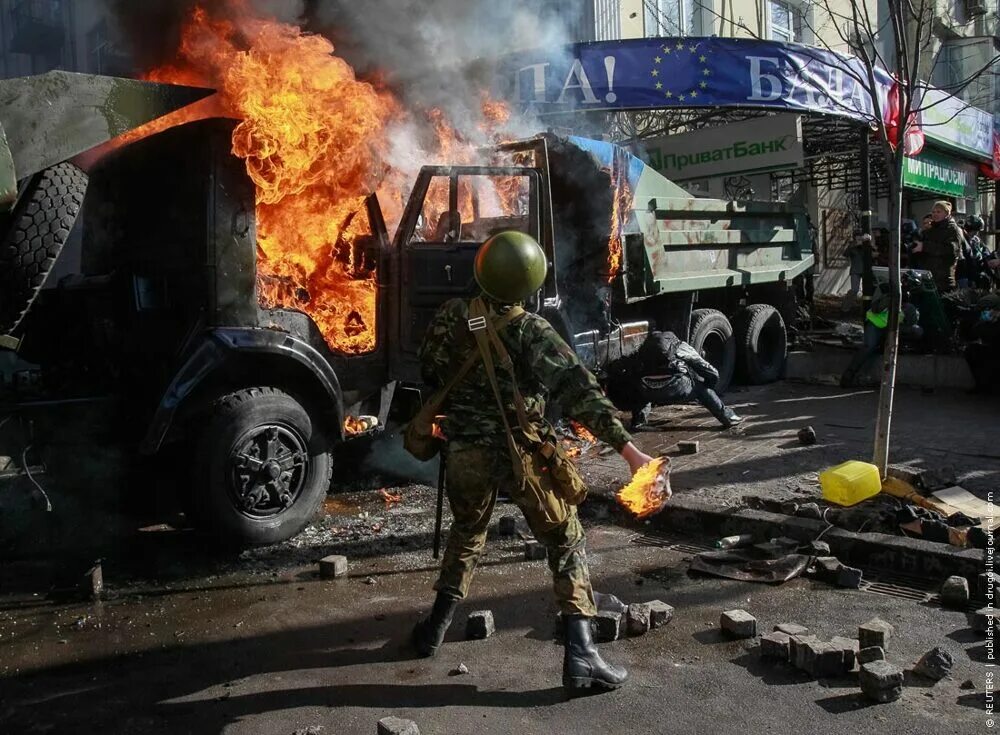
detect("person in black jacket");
top-left (606, 331), bottom-right (744, 430)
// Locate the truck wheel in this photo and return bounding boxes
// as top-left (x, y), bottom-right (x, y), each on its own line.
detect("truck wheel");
top-left (0, 163), bottom-right (87, 334)
top-left (193, 386), bottom-right (332, 546)
top-left (689, 308), bottom-right (735, 394)
top-left (733, 304), bottom-right (787, 384)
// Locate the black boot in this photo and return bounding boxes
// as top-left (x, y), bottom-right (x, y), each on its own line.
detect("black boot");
top-left (563, 615), bottom-right (629, 692)
top-left (695, 384), bottom-right (738, 428)
top-left (412, 592), bottom-right (459, 657)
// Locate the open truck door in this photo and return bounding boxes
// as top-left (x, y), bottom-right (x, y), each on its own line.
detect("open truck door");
top-left (391, 165), bottom-right (543, 383)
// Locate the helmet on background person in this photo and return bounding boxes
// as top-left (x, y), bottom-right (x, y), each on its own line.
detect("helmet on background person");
top-left (965, 215), bottom-right (984, 232)
top-left (473, 231), bottom-right (548, 303)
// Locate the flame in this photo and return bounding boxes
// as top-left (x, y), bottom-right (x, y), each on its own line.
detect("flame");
top-left (616, 457), bottom-right (671, 519)
top-left (130, 1), bottom-right (521, 355)
top-left (571, 421), bottom-right (597, 444)
top-left (379, 488), bottom-right (403, 508)
top-left (606, 152), bottom-right (633, 283)
top-left (562, 439), bottom-right (582, 459)
top-left (344, 416), bottom-right (367, 435)
top-left (431, 416), bottom-right (447, 442)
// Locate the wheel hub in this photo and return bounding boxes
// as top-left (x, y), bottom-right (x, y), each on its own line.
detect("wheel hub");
top-left (229, 423), bottom-right (308, 519)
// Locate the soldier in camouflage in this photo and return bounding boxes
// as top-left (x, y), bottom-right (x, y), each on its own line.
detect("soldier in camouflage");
top-left (411, 231), bottom-right (653, 693)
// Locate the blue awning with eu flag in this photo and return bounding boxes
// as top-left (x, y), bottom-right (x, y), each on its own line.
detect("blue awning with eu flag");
top-left (495, 37), bottom-right (894, 125)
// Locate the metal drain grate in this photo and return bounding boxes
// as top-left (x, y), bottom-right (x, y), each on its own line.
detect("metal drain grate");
top-left (632, 530), bottom-right (717, 555)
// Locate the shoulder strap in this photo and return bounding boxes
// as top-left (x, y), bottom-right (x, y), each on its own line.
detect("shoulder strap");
top-left (429, 300), bottom-right (525, 409)
top-left (479, 304), bottom-right (540, 444)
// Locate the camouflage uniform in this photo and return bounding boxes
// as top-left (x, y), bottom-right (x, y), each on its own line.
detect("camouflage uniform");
top-left (419, 297), bottom-right (632, 616)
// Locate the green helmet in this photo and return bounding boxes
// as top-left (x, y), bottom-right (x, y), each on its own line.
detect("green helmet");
top-left (474, 231), bottom-right (547, 303)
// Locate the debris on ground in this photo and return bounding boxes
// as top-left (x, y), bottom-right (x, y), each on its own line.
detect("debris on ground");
top-left (715, 534), bottom-right (754, 549)
top-left (972, 607), bottom-right (997, 634)
top-left (677, 440), bottom-right (699, 454)
top-left (960, 679), bottom-right (976, 690)
top-left (808, 540), bottom-right (830, 555)
top-left (795, 503), bottom-right (823, 520)
top-left (720, 609), bottom-right (756, 638)
top-left (292, 727), bottom-right (324, 735)
top-left (859, 618), bottom-right (894, 651)
top-left (760, 631), bottom-right (791, 660)
top-left (940, 576), bottom-right (970, 608)
top-left (449, 663), bottom-right (470, 676)
top-left (524, 540), bottom-right (546, 560)
top-left (706, 548), bottom-right (812, 583)
top-left (497, 516), bottom-right (517, 536)
top-left (913, 646), bottom-right (954, 681)
top-left (466, 610), bottom-right (495, 640)
top-left (859, 660), bottom-right (904, 702)
top-left (774, 623), bottom-right (808, 636)
top-left (377, 717), bottom-right (420, 735)
top-left (976, 572), bottom-right (999, 601)
top-left (85, 563), bottom-right (103, 600)
top-left (796, 426), bottom-right (817, 446)
top-left (626, 603), bottom-right (651, 636)
top-left (829, 636), bottom-right (859, 669)
top-left (594, 591), bottom-right (627, 615)
top-left (647, 600), bottom-right (674, 628)
top-left (318, 555), bottom-right (348, 579)
top-left (836, 565), bottom-right (864, 589)
top-left (857, 646), bottom-right (885, 665)
top-left (592, 610), bottom-right (624, 642)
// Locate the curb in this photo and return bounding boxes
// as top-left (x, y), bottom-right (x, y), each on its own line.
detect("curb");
top-left (649, 495), bottom-right (984, 580)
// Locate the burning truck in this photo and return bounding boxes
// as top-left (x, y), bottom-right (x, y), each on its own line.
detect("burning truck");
top-left (0, 16), bottom-right (812, 547)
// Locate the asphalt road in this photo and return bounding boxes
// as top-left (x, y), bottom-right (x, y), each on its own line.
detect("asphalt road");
top-left (0, 519), bottom-right (991, 734)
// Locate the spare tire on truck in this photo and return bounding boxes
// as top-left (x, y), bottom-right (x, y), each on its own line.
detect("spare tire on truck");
top-left (733, 304), bottom-right (788, 384)
top-left (192, 386), bottom-right (332, 546)
top-left (688, 308), bottom-right (735, 394)
top-left (0, 163), bottom-right (87, 334)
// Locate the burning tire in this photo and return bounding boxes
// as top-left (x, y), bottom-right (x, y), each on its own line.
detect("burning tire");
top-left (0, 163), bottom-right (87, 334)
top-left (689, 308), bottom-right (735, 394)
top-left (733, 304), bottom-right (787, 385)
top-left (193, 386), bottom-right (332, 545)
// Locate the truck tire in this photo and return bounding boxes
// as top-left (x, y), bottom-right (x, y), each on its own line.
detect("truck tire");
top-left (689, 308), bottom-right (735, 394)
top-left (193, 386), bottom-right (332, 546)
top-left (0, 163), bottom-right (87, 334)
top-left (733, 304), bottom-right (787, 384)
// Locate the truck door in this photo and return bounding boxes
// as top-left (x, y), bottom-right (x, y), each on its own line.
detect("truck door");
top-left (393, 166), bottom-right (540, 382)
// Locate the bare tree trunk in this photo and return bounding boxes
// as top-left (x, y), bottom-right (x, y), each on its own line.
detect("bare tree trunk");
top-left (872, 169), bottom-right (904, 476)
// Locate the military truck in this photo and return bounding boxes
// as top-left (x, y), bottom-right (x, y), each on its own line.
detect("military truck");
top-left (0, 72), bottom-right (813, 546)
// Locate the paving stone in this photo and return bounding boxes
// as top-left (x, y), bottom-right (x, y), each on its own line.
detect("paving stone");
top-left (497, 516), bottom-right (517, 536)
top-left (797, 426), bottom-right (817, 445)
top-left (857, 646), bottom-right (885, 665)
top-left (859, 618), bottom-right (894, 651)
top-left (796, 502), bottom-right (823, 520)
top-left (524, 540), bottom-right (547, 560)
top-left (808, 540), bottom-right (830, 555)
top-left (916, 468), bottom-right (956, 492)
top-left (466, 610), bottom-right (495, 640)
top-left (813, 556), bottom-right (843, 580)
top-left (377, 717), bottom-right (420, 735)
top-left (774, 623), bottom-right (809, 636)
top-left (594, 591), bottom-right (627, 615)
top-left (837, 565), bottom-right (864, 589)
top-left (940, 576), bottom-right (970, 608)
top-left (626, 603), bottom-right (651, 636)
top-left (720, 609), bottom-right (756, 639)
top-left (913, 646), bottom-right (954, 681)
top-left (647, 600), bottom-right (674, 629)
top-left (859, 660), bottom-right (904, 703)
top-left (592, 610), bottom-right (624, 642)
top-left (760, 631), bottom-right (791, 660)
top-left (790, 635), bottom-right (820, 671)
top-left (812, 642), bottom-right (846, 677)
top-left (976, 572), bottom-right (1000, 601)
top-left (318, 555), bottom-right (348, 579)
top-left (677, 440), bottom-right (699, 454)
top-left (829, 636), bottom-right (859, 669)
top-left (973, 607), bottom-right (1000, 634)
top-left (886, 465), bottom-right (921, 485)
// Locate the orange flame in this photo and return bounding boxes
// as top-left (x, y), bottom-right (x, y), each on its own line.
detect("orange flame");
top-left (561, 439), bottom-right (582, 459)
top-left (606, 163), bottom-right (632, 283)
top-left (131, 1), bottom-right (521, 356)
top-left (431, 416), bottom-right (447, 442)
top-left (571, 421), bottom-right (597, 444)
top-left (344, 416), bottom-right (366, 435)
top-left (379, 488), bottom-right (403, 508)
top-left (616, 457), bottom-right (671, 519)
